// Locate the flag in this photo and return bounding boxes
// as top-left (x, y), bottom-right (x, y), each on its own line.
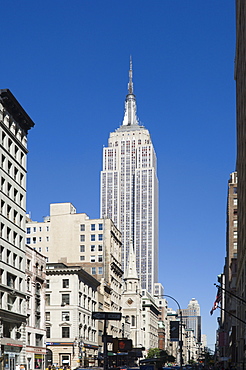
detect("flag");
top-left (210, 287), bottom-right (222, 315)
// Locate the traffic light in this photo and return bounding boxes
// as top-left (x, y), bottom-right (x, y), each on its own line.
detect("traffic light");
top-left (113, 338), bottom-right (132, 352)
top-left (170, 321), bottom-right (179, 341)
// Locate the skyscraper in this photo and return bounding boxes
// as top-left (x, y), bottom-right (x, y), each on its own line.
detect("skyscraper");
top-left (100, 60), bottom-right (158, 293)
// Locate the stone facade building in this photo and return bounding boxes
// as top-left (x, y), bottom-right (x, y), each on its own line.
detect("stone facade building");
top-left (234, 1), bottom-right (246, 365)
top-left (0, 89), bottom-right (34, 370)
top-left (25, 245), bottom-right (46, 370)
top-left (45, 263), bottom-right (100, 369)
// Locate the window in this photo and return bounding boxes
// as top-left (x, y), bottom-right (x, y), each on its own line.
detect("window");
top-left (80, 245), bottom-right (85, 252)
top-left (98, 255), bottom-right (103, 262)
top-left (98, 234), bottom-right (103, 241)
top-left (26, 227), bottom-right (31, 234)
top-left (62, 327), bottom-right (70, 338)
top-left (27, 332), bottom-right (31, 345)
top-left (98, 267), bottom-right (103, 275)
top-left (46, 326), bottom-right (51, 338)
top-left (131, 315), bottom-right (136, 326)
top-left (27, 277), bottom-right (31, 291)
top-left (62, 294), bottom-right (70, 305)
top-left (45, 294), bottom-right (50, 305)
top-left (91, 255), bottom-right (96, 262)
top-left (39, 237), bottom-right (42, 242)
top-left (62, 311), bottom-right (70, 321)
top-left (234, 231), bottom-right (237, 239)
top-left (46, 312), bottom-right (51, 321)
top-left (13, 254), bottom-right (17, 267)
top-left (46, 236), bottom-right (49, 242)
top-left (46, 226), bottom-right (49, 231)
top-left (39, 227), bottom-right (42, 232)
top-left (7, 273), bottom-right (16, 288)
top-left (233, 198), bottom-right (238, 206)
top-left (26, 238), bottom-right (31, 244)
top-left (91, 267), bottom-right (96, 275)
top-left (80, 235), bottom-right (85, 242)
top-left (80, 224), bottom-right (85, 231)
top-left (91, 235), bottom-right (95, 241)
top-left (91, 245), bottom-right (95, 252)
top-left (63, 279), bottom-right (69, 288)
top-left (33, 227), bottom-right (36, 233)
top-left (80, 256), bottom-right (85, 261)
top-left (99, 223), bottom-right (103, 230)
top-left (7, 183), bottom-right (12, 197)
top-left (91, 224), bottom-right (95, 231)
top-left (33, 237), bottom-right (36, 244)
top-left (233, 187), bottom-right (237, 194)
top-left (36, 334), bottom-right (43, 347)
top-left (233, 220), bottom-right (238, 228)
top-left (46, 280), bottom-right (50, 289)
top-left (27, 259), bottom-right (31, 270)
top-left (98, 245), bottom-right (103, 251)
top-left (7, 250), bottom-right (11, 264)
top-left (233, 242), bottom-right (237, 249)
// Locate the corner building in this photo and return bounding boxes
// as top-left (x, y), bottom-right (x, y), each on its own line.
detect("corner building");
top-left (0, 90), bottom-right (34, 370)
top-left (100, 61), bottom-right (158, 293)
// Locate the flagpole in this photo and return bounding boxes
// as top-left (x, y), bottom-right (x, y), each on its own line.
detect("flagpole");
top-left (217, 304), bottom-right (246, 325)
top-left (214, 283), bottom-right (246, 305)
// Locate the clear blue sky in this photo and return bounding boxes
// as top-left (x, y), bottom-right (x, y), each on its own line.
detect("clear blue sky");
top-left (1, 1), bottom-right (236, 349)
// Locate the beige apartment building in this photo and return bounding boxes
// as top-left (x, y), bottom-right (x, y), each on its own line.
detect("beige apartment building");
top-left (0, 89), bottom-right (34, 370)
top-left (45, 262), bottom-right (100, 369)
top-left (26, 202), bottom-right (123, 338)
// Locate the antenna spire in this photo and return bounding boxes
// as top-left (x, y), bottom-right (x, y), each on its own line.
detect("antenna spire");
top-left (122, 56), bottom-right (138, 126)
top-left (128, 56), bottom-right (133, 94)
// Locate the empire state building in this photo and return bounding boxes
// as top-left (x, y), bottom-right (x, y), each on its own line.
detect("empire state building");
top-left (100, 60), bottom-right (158, 293)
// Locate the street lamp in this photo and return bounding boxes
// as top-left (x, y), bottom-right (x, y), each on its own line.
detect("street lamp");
top-left (155, 294), bottom-right (183, 368)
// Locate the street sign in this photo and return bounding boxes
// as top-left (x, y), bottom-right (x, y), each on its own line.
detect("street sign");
top-left (92, 312), bottom-right (122, 321)
top-left (170, 321), bottom-right (179, 341)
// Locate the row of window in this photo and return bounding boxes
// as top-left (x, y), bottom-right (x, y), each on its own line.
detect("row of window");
top-left (1, 201), bottom-right (24, 227)
top-left (26, 236), bottom-right (49, 244)
top-left (80, 234), bottom-right (103, 242)
top-left (1, 155), bottom-right (25, 185)
top-left (46, 311), bottom-right (93, 325)
top-left (1, 116), bottom-right (27, 149)
top-left (1, 131), bottom-right (25, 165)
top-left (80, 245), bottom-right (103, 252)
top-left (80, 223), bottom-right (103, 231)
top-left (46, 326), bottom-right (96, 340)
top-left (46, 279), bottom-right (97, 298)
top-left (26, 226), bottom-right (49, 233)
top-left (1, 177), bottom-right (24, 206)
top-left (0, 247), bottom-right (23, 268)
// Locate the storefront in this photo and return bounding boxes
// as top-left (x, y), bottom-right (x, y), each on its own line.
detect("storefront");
top-left (1, 344), bottom-right (22, 370)
top-left (26, 346), bottom-right (46, 370)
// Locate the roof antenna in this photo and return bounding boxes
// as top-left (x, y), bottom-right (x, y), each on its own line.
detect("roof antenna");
top-left (128, 55), bottom-right (133, 94)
